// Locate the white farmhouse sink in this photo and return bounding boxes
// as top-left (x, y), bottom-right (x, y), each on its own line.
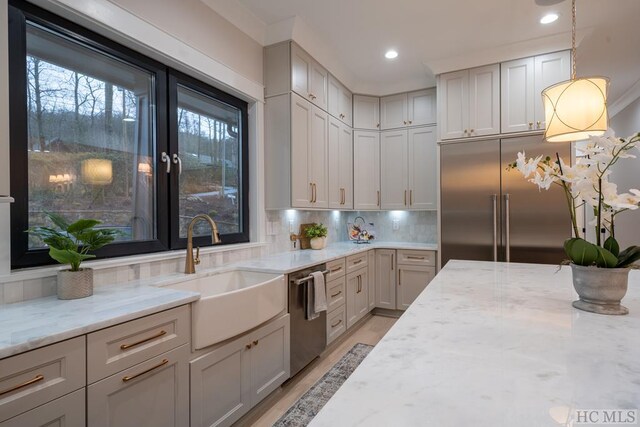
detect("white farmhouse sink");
top-left (166, 270), bottom-right (286, 349)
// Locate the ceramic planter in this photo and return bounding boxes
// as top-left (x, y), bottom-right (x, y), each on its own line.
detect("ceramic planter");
top-left (57, 268), bottom-right (94, 300)
top-left (310, 236), bottom-right (326, 250)
top-left (571, 264), bottom-right (630, 315)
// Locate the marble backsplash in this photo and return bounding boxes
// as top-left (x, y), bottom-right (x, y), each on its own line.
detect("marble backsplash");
top-left (0, 210), bottom-right (437, 304)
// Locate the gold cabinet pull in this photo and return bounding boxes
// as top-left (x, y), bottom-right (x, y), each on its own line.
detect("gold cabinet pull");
top-left (536, 120), bottom-right (542, 129)
top-left (253, 340), bottom-right (259, 346)
top-left (120, 330), bottom-right (167, 350)
top-left (246, 343), bottom-right (252, 349)
top-left (404, 190), bottom-right (407, 206)
top-left (377, 190), bottom-right (380, 206)
top-left (407, 256), bottom-right (425, 260)
top-left (309, 183), bottom-right (314, 203)
top-left (122, 359), bottom-right (168, 382)
top-left (0, 374), bottom-right (44, 396)
top-left (331, 290), bottom-right (342, 298)
top-left (528, 122), bottom-right (533, 129)
top-left (391, 253), bottom-right (394, 270)
top-left (330, 266), bottom-right (342, 273)
top-left (410, 190), bottom-right (413, 206)
top-left (353, 259), bottom-right (363, 265)
top-left (313, 183), bottom-right (317, 203)
top-left (331, 319), bottom-right (343, 328)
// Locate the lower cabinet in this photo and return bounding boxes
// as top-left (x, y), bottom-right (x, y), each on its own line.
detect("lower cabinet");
top-left (190, 314), bottom-right (290, 427)
top-left (0, 389), bottom-right (85, 427)
top-left (326, 305), bottom-right (347, 345)
top-left (346, 267), bottom-right (369, 329)
top-left (375, 249), bottom-right (436, 311)
top-left (367, 250), bottom-right (376, 311)
top-left (87, 344), bottom-right (190, 427)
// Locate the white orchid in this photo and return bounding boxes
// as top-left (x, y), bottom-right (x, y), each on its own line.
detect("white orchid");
top-left (516, 152), bottom-right (543, 179)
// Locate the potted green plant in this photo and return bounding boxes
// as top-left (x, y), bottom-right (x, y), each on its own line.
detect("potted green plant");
top-left (305, 223), bottom-right (328, 250)
top-left (510, 131), bottom-right (640, 315)
top-left (27, 212), bottom-right (121, 299)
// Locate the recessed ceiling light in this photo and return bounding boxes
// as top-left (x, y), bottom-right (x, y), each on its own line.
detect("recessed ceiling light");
top-left (385, 50), bottom-right (398, 59)
top-left (540, 13), bottom-right (559, 24)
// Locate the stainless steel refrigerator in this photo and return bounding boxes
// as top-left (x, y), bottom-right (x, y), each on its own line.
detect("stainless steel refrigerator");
top-left (440, 134), bottom-right (572, 266)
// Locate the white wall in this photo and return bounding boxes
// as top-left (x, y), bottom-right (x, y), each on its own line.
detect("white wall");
top-left (610, 96), bottom-right (640, 250)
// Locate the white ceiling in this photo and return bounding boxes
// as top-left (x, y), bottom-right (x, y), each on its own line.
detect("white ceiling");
top-left (205, 0), bottom-right (640, 105)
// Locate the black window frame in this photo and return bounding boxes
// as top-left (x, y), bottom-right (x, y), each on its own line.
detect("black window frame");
top-left (8, 0), bottom-right (250, 269)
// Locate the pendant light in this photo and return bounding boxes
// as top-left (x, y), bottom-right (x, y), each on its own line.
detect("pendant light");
top-left (542, 0), bottom-right (609, 142)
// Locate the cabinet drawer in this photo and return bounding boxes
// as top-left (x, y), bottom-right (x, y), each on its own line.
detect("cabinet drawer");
top-left (326, 277), bottom-right (345, 312)
top-left (87, 305), bottom-right (190, 384)
top-left (326, 258), bottom-right (346, 281)
top-left (326, 305), bottom-right (346, 345)
top-left (397, 250), bottom-right (436, 267)
top-left (0, 388), bottom-right (85, 427)
top-left (0, 337), bottom-right (85, 423)
top-left (346, 252), bottom-right (367, 273)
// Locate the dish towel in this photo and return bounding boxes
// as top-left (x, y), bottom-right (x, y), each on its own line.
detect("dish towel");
top-left (305, 271), bottom-right (327, 320)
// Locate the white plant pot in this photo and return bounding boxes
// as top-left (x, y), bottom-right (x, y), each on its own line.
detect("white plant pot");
top-left (310, 236), bottom-right (326, 250)
top-left (571, 264), bottom-right (630, 315)
top-left (57, 268), bottom-right (94, 300)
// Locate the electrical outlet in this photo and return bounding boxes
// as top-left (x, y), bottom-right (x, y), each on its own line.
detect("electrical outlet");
top-left (392, 219), bottom-right (400, 231)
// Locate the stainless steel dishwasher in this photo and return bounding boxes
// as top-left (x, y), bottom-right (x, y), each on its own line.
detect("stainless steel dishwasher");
top-left (289, 264), bottom-right (328, 377)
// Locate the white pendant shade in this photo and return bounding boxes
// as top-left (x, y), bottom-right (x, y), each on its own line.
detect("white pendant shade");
top-left (542, 77), bottom-right (609, 143)
top-left (81, 159), bottom-right (113, 185)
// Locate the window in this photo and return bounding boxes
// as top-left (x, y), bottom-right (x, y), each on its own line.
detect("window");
top-left (9, 1), bottom-right (249, 268)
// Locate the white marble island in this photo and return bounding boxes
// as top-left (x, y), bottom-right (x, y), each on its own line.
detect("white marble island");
top-left (311, 260), bottom-right (640, 427)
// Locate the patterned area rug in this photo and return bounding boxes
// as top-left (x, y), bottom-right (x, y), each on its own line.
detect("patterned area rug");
top-left (273, 343), bottom-right (374, 427)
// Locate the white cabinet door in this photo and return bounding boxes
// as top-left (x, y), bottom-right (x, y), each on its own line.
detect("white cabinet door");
top-left (0, 389), bottom-right (85, 427)
top-left (310, 106), bottom-right (329, 208)
top-left (469, 64), bottom-right (500, 137)
top-left (87, 345), bottom-right (189, 427)
top-left (408, 127), bottom-right (437, 210)
top-left (309, 60), bottom-right (328, 111)
top-left (367, 250), bottom-right (376, 311)
top-left (534, 50), bottom-right (571, 129)
top-left (339, 86), bottom-right (353, 126)
top-left (375, 249), bottom-right (396, 309)
top-left (407, 89), bottom-right (436, 126)
top-left (353, 95), bottom-right (380, 130)
top-left (291, 94), bottom-right (313, 208)
top-left (380, 130), bottom-right (408, 209)
top-left (345, 270), bottom-right (359, 329)
top-left (328, 76), bottom-right (341, 120)
top-left (328, 117), bottom-right (342, 209)
top-left (397, 266), bottom-right (436, 310)
top-left (339, 124), bottom-right (353, 209)
top-left (356, 268), bottom-right (370, 319)
top-left (501, 57), bottom-right (535, 133)
top-left (353, 131), bottom-right (380, 210)
top-left (380, 93), bottom-right (408, 130)
top-left (249, 316), bottom-right (290, 405)
top-left (438, 70), bottom-right (469, 140)
top-left (291, 43), bottom-right (311, 100)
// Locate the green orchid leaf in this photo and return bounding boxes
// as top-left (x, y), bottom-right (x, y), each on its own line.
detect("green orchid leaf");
top-left (67, 219), bottom-right (101, 234)
top-left (564, 238), bottom-right (581, 257)
top-left (617, 246), bottom-right (640, 268)
top-left (568, 238), bottom-right (599, 266)
top-left (604, 236), bottom-right (620, 257)
top-left (595, 246), bottom-right (619, 268)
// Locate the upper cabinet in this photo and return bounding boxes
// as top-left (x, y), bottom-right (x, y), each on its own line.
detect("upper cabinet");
top-left (380, 89), bottom-right (436, 130)
top-left (353, 95), bottom-right (380, 130)
top-left (438, 64), bottom-right (500, 140)
top-left (501, 50), bottom-right (570, 133)
top-left (353, 130), bottom-right (381, 210)
top-left (328, 75), bottom-right (353, 126)
top-left (291, 43), bottom-right (328, 110)
top-left (328, 116), bottom-right (353, 209)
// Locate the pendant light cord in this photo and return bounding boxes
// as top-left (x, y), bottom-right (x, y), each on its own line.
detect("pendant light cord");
top-left (571, 0), bottom-right (577, 80)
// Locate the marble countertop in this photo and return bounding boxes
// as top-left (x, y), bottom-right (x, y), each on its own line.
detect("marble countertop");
top-left (311, 260), bottom-right (640, 427)
top-left (0, 283), bottom-right (199, 359)
top-left (232, 241), bottom-right (437, 274)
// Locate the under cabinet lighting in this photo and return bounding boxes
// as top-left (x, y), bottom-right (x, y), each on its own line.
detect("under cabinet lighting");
top-left (385, 50), bottom-right (398, 59)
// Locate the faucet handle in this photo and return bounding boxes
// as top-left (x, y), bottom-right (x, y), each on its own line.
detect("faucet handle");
top-left (194, 247), bottom-right (201, 265)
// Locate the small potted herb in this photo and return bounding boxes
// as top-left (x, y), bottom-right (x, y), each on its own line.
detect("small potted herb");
top-left (28, 212), bottom-right (121, 299)
top-left (305, 223), bottom-right (328, 250)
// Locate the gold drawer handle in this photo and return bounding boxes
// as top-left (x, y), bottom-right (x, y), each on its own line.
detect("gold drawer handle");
top-left (331, 290), bottom-right (342, 298)
top-left (120, 330), bottom-right (167, 350)
top-left (331, 319), bottom-right (343, 328)
top-left (0, 374), bottom-right (44, 396)
top-left (330, 266), bottom-right (342, 273)
top-left (406, 256), bottom-right (425, 260)
top-left (122, 359), bottom-right (168, 382)
top-left (353, 259), bottom-right (363, 265)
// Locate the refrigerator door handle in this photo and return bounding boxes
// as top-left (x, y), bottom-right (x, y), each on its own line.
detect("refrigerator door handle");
top-left (492, 194), bottom-right (498, 262)
top-left (504, 193), bottom-right (511, 263)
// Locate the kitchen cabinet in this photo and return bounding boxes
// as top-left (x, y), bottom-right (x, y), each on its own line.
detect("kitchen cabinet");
top-left (326, 258), bottom-right (347, 345)
top-left (328, 75), bottom-right (352, 126)
top-left (291, 93), bottom-right (328, 208)
top-left (438, 64), bottom-right (500, 140)
top-left (353, 95), bottom-right (380, 130)
top-left (328, 116), bottom-right (353, 209)
top-left (380, 89), bottom-right (436, 130)
top-left (353, 130), bottom-right (380, 210)
top-left (190, 315), bottom-right (290, 427)
top-left (0, 389), bottom-right (85, 427)
top-left (87, 344), bottom-right (190, 427)
top-left (367, 250), bottom-right (376, 311)
top-left (346, 267), bottom-right (369, 329)
top-left (291, 43), bottom-right (328, 110)
top-left (501, 50), bottom-right (570, 133)
top-left (375, 249), bottom-right (436, 310)
top-left (380, 127), bottom-right (437, 210)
